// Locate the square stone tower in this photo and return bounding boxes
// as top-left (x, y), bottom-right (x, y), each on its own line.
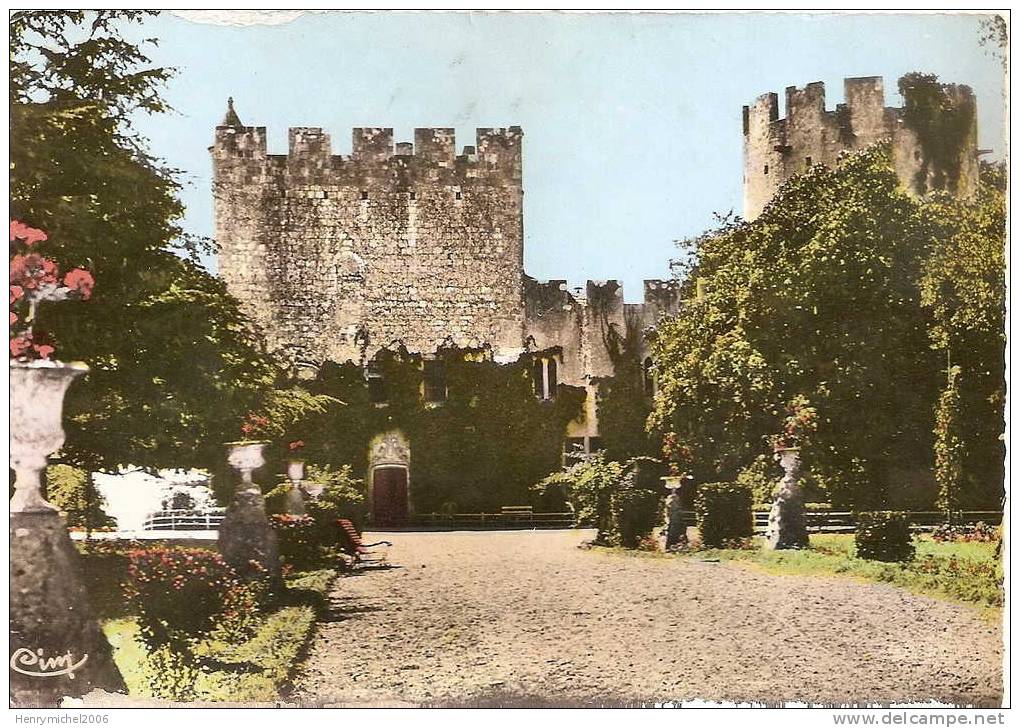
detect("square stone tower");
top-left (212, 99), bottom-right (527, 364)
top-left (742, 76), bottom-right (979, 220)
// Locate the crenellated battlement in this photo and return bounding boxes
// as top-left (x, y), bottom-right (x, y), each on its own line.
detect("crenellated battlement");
top-left (212, 105), bottom-right (522, 186)
top-left (524, 277), bottom-right (680, 318)
top-left (742, 75), bottom-right (978, 220)
top-left (743, 77), bottom-right (889, 139)
top-left (213, 98), bottom-right (676, 448)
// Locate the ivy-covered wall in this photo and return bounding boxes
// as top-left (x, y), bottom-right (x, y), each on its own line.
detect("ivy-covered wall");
top-left (898, 73), bottom-right (978, 195)
top-left (297, 346), bottom-right (586, 515)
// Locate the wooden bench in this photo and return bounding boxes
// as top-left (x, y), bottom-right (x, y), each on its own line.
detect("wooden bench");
top-left (337, 518), bottom-right (392, 568)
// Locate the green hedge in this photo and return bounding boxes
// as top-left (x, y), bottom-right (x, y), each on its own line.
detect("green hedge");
top-left (855, 511), bottom-right (915, 562)
top-left (269, 514), bottom-right (320, 570)
top-left (611, 486), bottom-right (663, 548)
top-left (695, 482), bottom-right (753, 548)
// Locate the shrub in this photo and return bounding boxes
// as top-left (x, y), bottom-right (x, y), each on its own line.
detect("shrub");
top-left (533, 451), bottom-right (624, 542)
top-left (125, 547), bottom-right (256, 700)
top-left (855, 511), bottom-right (915, 562)
top-left (931, 521), bottom-right (998, 543)
top-left (306, 464), bottom-right (368, 529)
top-left (909, 554), bottom-right (1003, 606)
top-left (269, 514), bottom-right (320, 569)
top-left (695, 482), bottom-right (753, 548)
top-left (534, 452), bottom-right (665, 547)
top-left (611, 483), bottom-right (663, 548)
top-left (125, 547), bottom-right (246, 650)
top-left (46, 464), bottom-right (116, 528)
top-left (610, 457), bottom-right (665, 548)
top-left (736, 455), bottom-right (780, 505)
top-left (263, 482), bottom-right (293, 515)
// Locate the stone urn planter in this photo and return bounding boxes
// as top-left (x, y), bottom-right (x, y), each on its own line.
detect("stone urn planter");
top-left (765, 447), bottom-right (809, 550)
top-left (285, 459), bottom-right (307, 515)
top-left (303, 481), bottom-right (325, 500)
top-left (9, 360), bottom-right (126, 706)
top-left (661, 474), bottom-right (691, 550)
top-left (218, 441), bottom-right (281, 584)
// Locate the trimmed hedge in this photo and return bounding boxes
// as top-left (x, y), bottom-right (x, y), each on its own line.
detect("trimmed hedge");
top-left (695, 482), bottom-right (753, 548)
top-left (855, 511), bottom-right (915, 562)
top-left (612, 486), bottom-right (663, 548)
top-left (269, 514), bottom-right (320, 570)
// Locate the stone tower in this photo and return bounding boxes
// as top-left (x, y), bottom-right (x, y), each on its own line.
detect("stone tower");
top-left (742, 76), bottom-right (979, 220)
top-left (212, 99), bottom-right (526, 364)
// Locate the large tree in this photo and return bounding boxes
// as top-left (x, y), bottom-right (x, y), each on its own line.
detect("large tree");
top-left (10, 11), bottom-right (280, 474)
top-left (920, 162), bottom-right (1006, 510)
top-left (650, 143), bottom-right (1006, 510)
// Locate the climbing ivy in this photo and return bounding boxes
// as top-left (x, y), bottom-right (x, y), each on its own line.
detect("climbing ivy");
top-left (898, 72), bottom-right (976, 194)
top-left (299, 346), bottom-right (586, 515)
top-left (933, 366), bottom-right (964, 518)
top-left (595, 312), bottom-right (657, 462)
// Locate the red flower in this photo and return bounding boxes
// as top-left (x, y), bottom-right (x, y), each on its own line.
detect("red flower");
top-left (9, 220), bottom-right (48, 246)
top-left (33, 343), bottom-right (54, 359)
top-left (10, 254), bottom-right (59, 290)
top-left (9, 336), bottom-right (32, 358)
top-left (9, 312), bottom-right (16, 326)
top-left (63, 268), bottom-right (95, 300)
top-left (288, 440), bottom-right (305, 451)
top-left (10, 286), bottom-right (23, 305)
top-left (241, 412), bottom-right (271, 437)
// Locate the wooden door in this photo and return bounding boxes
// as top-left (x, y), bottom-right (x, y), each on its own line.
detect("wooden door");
top-left (372, 466), bottom-right (408, 527)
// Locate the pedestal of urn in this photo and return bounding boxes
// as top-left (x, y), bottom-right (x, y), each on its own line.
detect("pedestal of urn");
top-left (765, 447), bottom-right (809, 550)
top-left (218, 441), bottom-right (281, 584)
top-left (9, 361), bottom-right (126, 706)
top-left (284, 460), bottom-right (307, 516)
top-left (662, 476), bottom-right (690, 550)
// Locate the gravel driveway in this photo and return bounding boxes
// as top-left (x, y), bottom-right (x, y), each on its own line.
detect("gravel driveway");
top-left (290, 529), bottom-right (1002, 707)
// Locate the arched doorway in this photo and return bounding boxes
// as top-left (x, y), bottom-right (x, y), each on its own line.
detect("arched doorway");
top-left (367, 430), bottom-right (411, 528)
top-left (371, 466), bottom-right (408, 527)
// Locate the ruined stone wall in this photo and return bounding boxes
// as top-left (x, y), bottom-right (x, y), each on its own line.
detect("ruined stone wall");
top-left (743, 76), bottom-right (979, 220)
top-left (213, 118), bottom-right (525, 364)
top-left (523, 277), bottom-right (681, 438)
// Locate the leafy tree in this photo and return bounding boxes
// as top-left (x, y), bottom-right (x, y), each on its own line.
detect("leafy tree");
top-left (533, 452), bottom-right (664, 546)
top-left (652, 144), bottom-right (1005, 510)
top-left (10, 11), bottom-right (281, 474)
top-left (45, 464), bottom-right (116, 529)
top-left (651, 145), bottom-right (940, 508)
top-left (535, 451), bottom-right (625, 541)
top-left (920, 161), bottom-right (1006, 509)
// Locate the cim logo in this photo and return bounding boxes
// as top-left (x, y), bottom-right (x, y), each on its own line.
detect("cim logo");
top-left (10, 648), bottom-right (88, 679)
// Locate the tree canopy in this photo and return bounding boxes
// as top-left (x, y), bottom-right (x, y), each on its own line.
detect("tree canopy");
top-left (650, 145), bottom-right (1005, 510)
top-left (10, 11), bottom-right (284, 473)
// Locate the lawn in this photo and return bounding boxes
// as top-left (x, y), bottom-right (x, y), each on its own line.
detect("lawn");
top-left (679, 533), bottom-right (1003, 611)
top-left (78, 543), bottom-right (336, 703)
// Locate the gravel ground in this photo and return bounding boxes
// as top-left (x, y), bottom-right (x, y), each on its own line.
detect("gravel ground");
top-left (290, 529), bottom-right (1002, 707)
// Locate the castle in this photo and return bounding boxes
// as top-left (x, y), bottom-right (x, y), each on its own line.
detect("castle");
top-left (212, 75), bottom-right (979, 521)
top-left (212, 100), bottom-right (680, 460)
top-left (742, 76), bottom-right (978, 220)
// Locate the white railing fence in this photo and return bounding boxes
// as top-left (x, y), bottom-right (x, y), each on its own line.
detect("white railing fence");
top-left (142, 508), bottom-right (226, 531)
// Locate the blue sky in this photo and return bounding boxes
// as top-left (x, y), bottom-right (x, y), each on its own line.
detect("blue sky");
top-left (124, 11), bottom-right (1006, 302)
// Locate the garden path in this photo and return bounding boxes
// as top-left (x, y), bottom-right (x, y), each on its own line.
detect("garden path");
top-left (290, 529), bottom-right (1002, 707)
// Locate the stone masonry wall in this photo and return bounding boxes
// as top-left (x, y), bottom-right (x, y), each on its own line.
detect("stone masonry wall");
top-left (523, 277), bottom-right (681, 438)
top-left (213, 116), bottom-right (525, 364)
top-left (742, 76), bottom-right (979, 220)
top-left (213, 105), bottom-right (681, 444)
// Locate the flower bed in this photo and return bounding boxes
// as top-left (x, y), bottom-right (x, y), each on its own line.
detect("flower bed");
top-left (80, 543), bottom-right (337, 702)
